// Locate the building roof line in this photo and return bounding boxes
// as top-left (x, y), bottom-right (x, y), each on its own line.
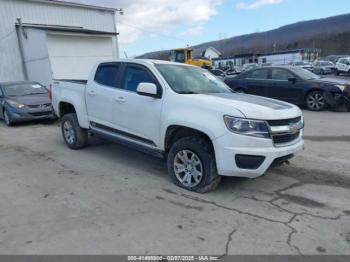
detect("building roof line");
top-left (28, 0), bottom-right (118, 12)
top-left (16, 22), bottom-right (119, 35)
top-left (213, 48), bottom-right (321, 60)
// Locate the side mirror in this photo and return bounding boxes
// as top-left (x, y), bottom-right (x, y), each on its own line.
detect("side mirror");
top-left (136, 83), bottom-right (160, 98)
top-left (288, 77), bottom-right (297, 83)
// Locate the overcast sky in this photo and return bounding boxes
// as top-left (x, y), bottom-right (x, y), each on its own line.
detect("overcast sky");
top-left (68, 0), bottom-right (350, 57)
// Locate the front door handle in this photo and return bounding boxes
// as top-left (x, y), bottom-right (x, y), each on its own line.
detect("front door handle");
top-left (115, 96), bottom-right (126, 103)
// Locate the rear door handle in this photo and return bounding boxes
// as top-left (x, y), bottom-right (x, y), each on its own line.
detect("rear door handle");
top-left (115, 96), bottom-right (126, 103)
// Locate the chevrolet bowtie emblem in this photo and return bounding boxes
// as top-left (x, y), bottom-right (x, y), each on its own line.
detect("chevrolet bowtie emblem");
top-left (289, 123), bottom-right (300, 134)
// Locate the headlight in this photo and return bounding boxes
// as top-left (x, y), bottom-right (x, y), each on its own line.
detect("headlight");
top-left (7, 100), bottom-right (25, 109)
top-left (223, 116), bottom-right (270, 138)
top-left (336, 84), bottom-right (349, 93)
top-left (343, 83), bottom-right (349, 94)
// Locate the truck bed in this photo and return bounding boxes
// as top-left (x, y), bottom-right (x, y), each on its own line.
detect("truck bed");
top-left (52, 79), bottom-right (89, 128)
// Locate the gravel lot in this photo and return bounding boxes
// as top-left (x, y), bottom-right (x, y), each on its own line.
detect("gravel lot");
top-left (0, 109), bottom-right (349, 255)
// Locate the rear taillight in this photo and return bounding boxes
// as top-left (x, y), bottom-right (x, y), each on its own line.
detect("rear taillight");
top-left (48, 84), bottom-right (52, 101)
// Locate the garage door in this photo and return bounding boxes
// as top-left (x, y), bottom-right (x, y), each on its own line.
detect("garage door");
top-left (47, 34), bottom-right (114, 80)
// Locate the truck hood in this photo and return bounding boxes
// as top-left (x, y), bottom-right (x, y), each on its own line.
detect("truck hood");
top-left (197, 93), bottom-right (301, 120)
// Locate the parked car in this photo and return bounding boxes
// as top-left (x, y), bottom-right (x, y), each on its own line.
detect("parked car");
top-left (313, 61), bottom-right (335, 75)
top-left (52, 59), bottom-right (304, 193)
top-left (0, 81), bottom-right (55, 126)
top-left (224, 66), bottom-right (350, 111)
top-left (324, 55), bottom-right (348, 64)
top-left (336, 56), bottom-right (350, 75)
top-left (290, 61), bottom-right (313, 71)
top-left (242, 63), bottom-right (259, 71)
top-left (261, 63), bottom-right (275, 67)
top-left (224, 68), bottom-right (239, 76)
top-left (233, 66), bottom-right (243, 74)
top-left (209, 69), bottom-right (226, 80)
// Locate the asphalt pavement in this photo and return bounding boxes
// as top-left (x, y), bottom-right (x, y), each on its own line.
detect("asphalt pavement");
top-left (0, 110), bottom-right (349, 255)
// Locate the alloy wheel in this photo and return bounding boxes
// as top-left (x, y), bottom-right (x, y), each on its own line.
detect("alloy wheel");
top-left (307, 92), bottom-right (325, 110)
top-left (174, 150), bottom-right (203, 187)
top-left (63, 120), bottom-right (75, 145)
top-left (4, 110), bottom-right (10, 126)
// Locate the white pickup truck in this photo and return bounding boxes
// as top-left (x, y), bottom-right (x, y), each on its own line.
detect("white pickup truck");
top-left (52, 59), bottom-right (304, 192)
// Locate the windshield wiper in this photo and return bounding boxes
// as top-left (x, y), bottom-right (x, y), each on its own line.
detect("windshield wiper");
top-left (179, 91), bottom-right (198, 94)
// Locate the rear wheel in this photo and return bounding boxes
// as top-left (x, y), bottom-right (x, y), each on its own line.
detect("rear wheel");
top-left (306, 91), bottom-right (326, 111)
top-left (61, 113), bottom-right (88, 149)
top-left (167, 136), bottom-right (221, 193)
top-left (3, 109), bottom-right (13, 127)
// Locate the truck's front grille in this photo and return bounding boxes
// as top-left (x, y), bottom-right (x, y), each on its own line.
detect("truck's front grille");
top-left (272, 131), bottom-right (300, 145)
top-left (268, 117), bottom-right (303, 146)
top-left (267, 117), bottom-right (301, 126)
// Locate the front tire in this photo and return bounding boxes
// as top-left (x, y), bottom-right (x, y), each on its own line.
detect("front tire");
top-left (61, 113), bottom-right (88, 149)
top-left (3, 109), bottom-right (13, 127)
top-left (306, 91), bottom-right (326, 111)
top-left (167, 136), bottom-right (221, 193)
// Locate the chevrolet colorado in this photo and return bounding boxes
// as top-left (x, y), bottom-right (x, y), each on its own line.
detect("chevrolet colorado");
top-left (52, 59), bottom-right (304, 192)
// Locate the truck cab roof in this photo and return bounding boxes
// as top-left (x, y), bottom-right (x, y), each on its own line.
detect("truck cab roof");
top-left (97, 58), bottom-right (197, 68)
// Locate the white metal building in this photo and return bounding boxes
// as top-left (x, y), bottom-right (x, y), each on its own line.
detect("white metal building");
top-left (257, 49), bottom-right (321, 65)
top-left (202, 47), bottom-right (222, 60)
top-left (0, 0), bottom-right (119, 86)
top-left (213, 49), bottom-right (321, 69)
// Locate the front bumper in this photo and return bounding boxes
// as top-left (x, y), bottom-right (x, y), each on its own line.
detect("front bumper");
top-left (324, 91), bottom-right (350, 109)
top-left (213, 131), bottom-right (304, 178)
top-left (7, 106), bottom-right (56, 123)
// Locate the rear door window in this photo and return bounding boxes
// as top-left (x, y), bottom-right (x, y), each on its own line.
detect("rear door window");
top-left (94, 63), bottom-right (120, 88)
top-left (247, 69), bottom-right (269, 80)
top-left (271, 69), bottom-right (294, 81)
top-left (122, 65), bottom-right (157, 92)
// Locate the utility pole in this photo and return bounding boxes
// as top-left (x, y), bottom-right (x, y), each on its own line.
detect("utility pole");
top-left (273, 41), bottom-right (277, 52)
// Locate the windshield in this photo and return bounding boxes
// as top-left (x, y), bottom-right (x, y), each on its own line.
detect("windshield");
top-left (321, 61), bottom-right (333, 66)
top-left (156, 64), bottom-right (231, 94)
top-left (3, 83), bottom-right (47, 96)
top-left (170, 50), bottom-right (186, 63)
top-left (295, 61), bottom-right (307, 66)
top-left (291, 67), bottom-right (320, 80)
